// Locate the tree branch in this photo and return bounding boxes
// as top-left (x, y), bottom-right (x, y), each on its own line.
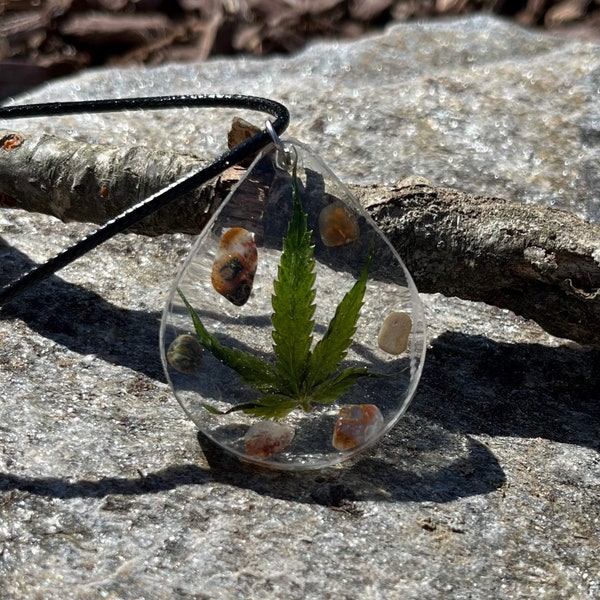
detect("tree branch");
top-left (356, 178), bottom-right (600, 347)
top-left (1, 129), bottom-right (599, 346)
top-left (0, 129), bottom-right (238, 236)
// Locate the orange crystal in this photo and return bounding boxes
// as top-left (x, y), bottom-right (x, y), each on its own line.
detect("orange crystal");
top-left (332, 404), bottom-right (384, 451)
top-left (318, 202), bottom-right (360, 247)
top-left (211, 227), bottom-right (258, 306)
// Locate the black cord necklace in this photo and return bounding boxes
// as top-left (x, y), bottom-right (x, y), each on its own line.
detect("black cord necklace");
top-left (0, 94), bottom-right (290, 304)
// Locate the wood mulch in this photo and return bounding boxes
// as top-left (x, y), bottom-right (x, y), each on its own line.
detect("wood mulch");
top-left (1, 0), bottom-right (599, 100)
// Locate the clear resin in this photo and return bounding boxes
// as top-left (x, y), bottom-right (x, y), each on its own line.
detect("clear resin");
top-left (160, 140), bottom-right (426, 470)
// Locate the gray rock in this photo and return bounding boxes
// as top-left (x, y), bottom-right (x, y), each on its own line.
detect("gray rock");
top-left (0, 16), bottom-right (599, 600)
top-left (5, 15), bottom-right (600, 223)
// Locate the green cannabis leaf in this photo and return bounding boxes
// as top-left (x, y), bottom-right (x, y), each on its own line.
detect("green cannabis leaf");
top-left (270, 165), bottom-right (316, 402)
top-left (178, 158), bottom-right (382, 419)
top-left (178, 290), bottom-right (279, 394)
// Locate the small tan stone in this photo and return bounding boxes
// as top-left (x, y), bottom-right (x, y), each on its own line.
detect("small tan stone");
top-left (378, 311), bottom-right (412, 355)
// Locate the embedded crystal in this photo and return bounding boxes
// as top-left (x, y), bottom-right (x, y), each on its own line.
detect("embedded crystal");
top-left (244, 421), bottom-right (295, 458)
top-left (332, 404), bottom-right (384, 451)
top-left (318, 201), bottom-right (360, 247)
top-left (167, 334), bottom-right (203, 374)
top-left (211, 227), bottom-right (258, 306)
top-left (378, 311), bottom-right (412, 355)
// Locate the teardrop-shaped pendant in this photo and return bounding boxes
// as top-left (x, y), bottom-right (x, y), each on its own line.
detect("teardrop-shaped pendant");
top-left (160, 139), bottom-right (426, 470)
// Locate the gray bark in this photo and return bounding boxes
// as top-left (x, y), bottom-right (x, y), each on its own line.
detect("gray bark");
top-left (356, 178), bottom-right (600, 347)
top-left (0, 129), bottom-right (223, 235)
top-left (1, 129), bottom-right (599, 346)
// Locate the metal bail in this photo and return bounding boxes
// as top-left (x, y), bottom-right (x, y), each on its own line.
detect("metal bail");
top-left (265, 119), bottom-right (291, 168)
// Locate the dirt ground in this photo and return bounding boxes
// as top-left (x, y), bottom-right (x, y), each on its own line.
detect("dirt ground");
top-left (1, 0), bottom-right (599, 100)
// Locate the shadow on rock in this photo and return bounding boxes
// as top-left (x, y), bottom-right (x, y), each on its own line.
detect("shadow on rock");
top-left (0, 422), bottom-right (503, 506)
top-left (194, 422), bottom-right (506, 506)
top-left (2, 245), bottom-right (598, 506)
top-left (417, 331), bottom-right (600, 450)
top-left (3, 242), bottom-right (599, 457)
top-left (0, 240), bottom-right (165, 380)
top-left (0, 464), bottom-right (212, 500)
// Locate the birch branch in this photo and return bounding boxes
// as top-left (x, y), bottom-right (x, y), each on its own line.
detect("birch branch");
top-left (1, 128), bottom-right (599, 346)
top-left (0, 129), bottom-right (234, 236)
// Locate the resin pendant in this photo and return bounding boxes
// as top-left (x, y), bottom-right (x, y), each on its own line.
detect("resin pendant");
top-left (160, 138), bottom-right (426, 470)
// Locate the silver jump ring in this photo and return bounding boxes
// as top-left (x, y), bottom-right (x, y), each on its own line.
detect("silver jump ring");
top-left (265, 119), bottom-right (292, 167)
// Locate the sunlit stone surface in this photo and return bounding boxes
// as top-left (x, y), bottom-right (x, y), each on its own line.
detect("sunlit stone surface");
top-left (1, 16), bottom-right (598, 600)
top-left (6, 16), bottom-right (599, 223)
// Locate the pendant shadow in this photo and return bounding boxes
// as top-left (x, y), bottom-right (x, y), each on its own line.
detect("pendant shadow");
top-left (0, 425), bottom-right (504, 506)
top-left (192, 423), bottom-right (506, 506)
top-left (417, 330), bottom-right (600, 450)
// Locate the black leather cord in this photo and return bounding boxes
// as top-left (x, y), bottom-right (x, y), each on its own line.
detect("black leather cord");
top-left (0, 94), bottom-right (290, 304)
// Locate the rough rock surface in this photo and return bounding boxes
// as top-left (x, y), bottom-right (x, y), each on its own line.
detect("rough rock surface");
top-left (0, 16), bottom-right (599, 599)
